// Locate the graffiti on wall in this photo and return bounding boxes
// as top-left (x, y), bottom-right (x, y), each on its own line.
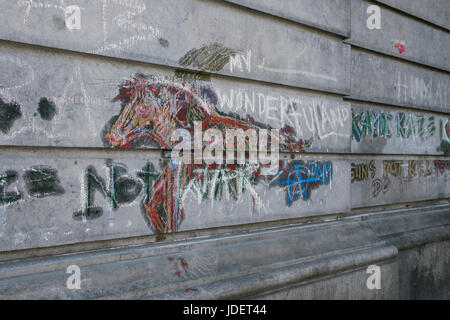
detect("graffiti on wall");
top-left (351, 160), bottom-right (376, 182)
top-left (0, 94), bottom-right (61, 137)
top-left (179, 43), bottom-right (241, 72)
top-left (351, 159), bottom-right (445, 199)
top-left (352, 106), bottom-right (449, 156)
top-left (73, 161), bottom-right (144, 222)
top-left (438, 119), bottom-right (450, 155)
top-left (69, 158), bottom-right (333, 235)
top-left (434, 160), bottom-right (450, 176)
top-left (102, 73), bottom-right (311, 152)
top-left (395, 71), bottom-right (449, 109)
top-left (91, 73), bottom-right (324, 234)
top-left (270, 161), bottom-right (332, 206)
top-left (0, 166), bottom-right (65, 204)
top-left (215, 89), bottom-right (349, 141)
top-left (37, 97), bottom-right (58, 121)
top-left (352, 109), bottom-right (436, 142)
top-left (0, 98), bottom-right (22, 134)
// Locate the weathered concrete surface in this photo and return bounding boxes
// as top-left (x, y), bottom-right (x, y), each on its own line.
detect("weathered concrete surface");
top-left (351, 101), bottom-right (450, 155)
top-left (0, 41), bottom-right (351, 153)
top-left (373, 0), bottom-right (450, 31)
top-left (0, 218), bottom-right (398, 299)
top-left (351, 158), bottom-right (450, 208)
top-left (253, 261), bottom-right (397, 299)
top-left (0, 0), bottom-right (350, 94)
top-left (224, 0), bottom-right (350, 37)
top-left (0, 190), bottom-right (448, 300)
top-left (397, 241), bottom-right (450, 299)
top-left (351, 49), bottom-right (450, 113)
top-left (348, 0), bottom-right (450, 71)
top-left (360, 205), bottom-right (450, 299)
top-left (0, 148), bottom-right (349, 252)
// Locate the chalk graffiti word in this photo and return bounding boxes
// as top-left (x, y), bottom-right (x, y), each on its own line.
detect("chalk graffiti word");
top-left (352, 110), bottom-right (435, 142)
top-left (216, 88), bottom-right (348, 142)
top-left (73, 161), bottom-right (143, 221)
top-left (1, 167), bottom-right (64, 206)
top-left (179, 43), bottom-right (240, 72)
top-left (366, 5), bottom-right (381, 30)
top-left (351, 160), bottom-right (376, 182)
top-left (434, 160), bottom-right (450, 176)
top-left (23, 166), bottom-right (65, 198)
top-left (383, 160), bottom-right (403, 178)
top-left (229, 49), bottom-right (251, 73)
top-left (371, 177), bottom-right (391, 198)
top-left (408, 160), bottom-right (433, 177)
top-left (271, 161), bottom-right (332, 205)
top-left (395, 72), bottom-right (448, 108)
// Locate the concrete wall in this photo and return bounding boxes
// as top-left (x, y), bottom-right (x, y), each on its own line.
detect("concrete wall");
top-left (0, 0), bottom-right (448, 299)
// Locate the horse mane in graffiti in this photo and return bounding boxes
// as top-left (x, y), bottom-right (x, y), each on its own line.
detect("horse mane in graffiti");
top-left (104, 74), bottom-right (312, 235)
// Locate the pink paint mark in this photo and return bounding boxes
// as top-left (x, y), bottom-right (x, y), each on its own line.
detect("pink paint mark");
top-left (395, 43), bottom-right (405, 57)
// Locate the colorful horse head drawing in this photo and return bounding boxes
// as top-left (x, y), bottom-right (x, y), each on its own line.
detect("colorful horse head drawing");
top-left (106, 74), bottom-right (312, 235)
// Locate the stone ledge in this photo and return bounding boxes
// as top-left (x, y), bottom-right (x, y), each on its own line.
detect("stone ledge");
top-left (0, 204), bottom-right (448, 299)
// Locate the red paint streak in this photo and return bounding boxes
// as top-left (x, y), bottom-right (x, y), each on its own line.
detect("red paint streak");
top-left (395, 43), bottom-right (405, 57)
top-left (185, 288), bottom-right (198, 292)
top-left (168, 256), bottom-right (174, 261)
